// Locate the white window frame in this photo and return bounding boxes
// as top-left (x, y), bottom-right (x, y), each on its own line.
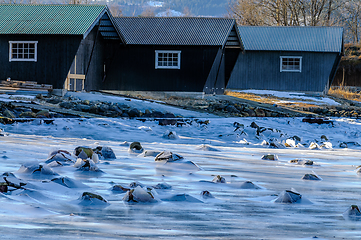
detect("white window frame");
top-left (9, 41), bottom-right (38, 62)
top-left (155, 50), bottom-right (181, 69)
top-left (280, 56), bottom-right (302, 72)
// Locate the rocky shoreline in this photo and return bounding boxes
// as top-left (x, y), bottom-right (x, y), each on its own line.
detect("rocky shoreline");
top-left (0, 92), bottom-right (361, 125)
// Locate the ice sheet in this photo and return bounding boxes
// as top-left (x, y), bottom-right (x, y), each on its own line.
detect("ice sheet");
top-left (0, 116), bottom-right (360, 239)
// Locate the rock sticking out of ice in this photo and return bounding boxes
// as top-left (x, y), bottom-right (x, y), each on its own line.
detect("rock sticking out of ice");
top-left (155, 151), bottom-right (183, 162)
top-left (17, 163), bottom-right (58, 176)
top-left (162, 130), bottom-right (178, 140)
top-left (46, 150), bottom-right (75, 165)
top-left (212, 175), bottom-right (226, 183)
top-left (152, 182), bottom-right (172, 189)
top-left (128, 142), bottom-right (144, 154)
top-left (273, 189), bottom-right (302, 204)
top-left (261, 154), bottom-right (278, 161)
top-left (200, 190), bottom-right (214, 199)
top-left (290, 159), bottom-right (314, 165)
top-left (343, 205), bottom-right (361, 220)
top-left (78, 192), bottom-right (108, 206)
top-left (122, 186), bottom-right (158, 203)
top-left (302, 172), bottom-right (322, 181)
top-left (195, 144), bottom-right (220, 151)
top-left (74, 159), bottom-right (101, 172)
top-left (161, 193), bottom-right (203, 203)
top-left (92, 146), bottom-right (116, 160)
top-left (112, 184), bottom-right (130, 193)
top-left (239, 181), bottom-right (261, 189)
top-left (74, 146), bottom-right (99, 163)
top-left (51, 177), bottom-right (89, 188)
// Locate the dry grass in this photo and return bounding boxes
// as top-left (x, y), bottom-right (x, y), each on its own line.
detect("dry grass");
top-left (225, 90), bottom-right (321, 110)
top-left (328, 87), bottom-right (361, 102)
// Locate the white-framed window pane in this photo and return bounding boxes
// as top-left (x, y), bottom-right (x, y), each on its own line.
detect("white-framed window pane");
top-left (280, 56), bottom-right (302, 72)
top-left (9, 41), bottom-right (38, 62)
top-left (155, 50), bottom-right (181, 69)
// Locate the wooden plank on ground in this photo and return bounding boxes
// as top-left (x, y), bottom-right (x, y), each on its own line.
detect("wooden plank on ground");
top-left (0, 80), bottom-right (52, 90)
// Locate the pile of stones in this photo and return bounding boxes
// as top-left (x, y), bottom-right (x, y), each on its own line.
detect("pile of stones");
top-left (0, 101), bottom-right (60, 124)
top-left (305, 106), bottom-right (361, 118)
top-left (0, 94), bottom-right (182, 124)
top-left (165, 98), bottom-right (288, 117)
top-left (51, 96), bottom-right (179, 119)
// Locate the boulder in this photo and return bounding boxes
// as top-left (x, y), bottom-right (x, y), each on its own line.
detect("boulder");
top-left (19, 111), bottom-right (36, 118)
top-left (45, 150), bottom-right (76, 165)
top-left (239, 181), bottom-right (261, 189)
top-left (302, 173), bottom-right (322, 180)
top-left (36, 110), bottom-right (50, 118)
top-left (195, 144), bottom-right (220, 151)
top-left (162, 130), bottom-right (179, 139)
top-left (128, 142), bottom-right (144, 154)
top-left (93, 146), bottom-right (116, 160)
top-left (122, 186), bottom-right (157, 203)
top-left (274, 189), bottom-right (302, 203)
top-left (74, 159), bottom-right (101, 172)
top-left (200, 190), bottom-right (214, 199)
top-left (289, 159), bottom-right (314, 165)
top-left (155, 151), bottom-right (183, 162)
top-left (152, 182), bottom-right (172, 189)
top-left (128, 108), bottom-right (140, 118)
top-left (261, 154), bottom-right (278, 161)
top-left (212, 175), bottom-right (226, 183)
top-left (80, 192), bottom-right (107, 204)
top-left (74, 146), bottom-right (98, 163)
top-left (17, 163), bottom-right (58, 176)
top-left (343, 205), bottom-right (361, 220)
top-left (3, 109), bottom-right (15, 118)
top-left (112, 184), bottom-right (130, 193)
top-left (51, 177), bottom-right (89, 188)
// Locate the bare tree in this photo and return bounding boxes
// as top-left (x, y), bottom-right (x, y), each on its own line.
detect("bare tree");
top-left (108, 4), bottom-right (123, 17)
top-left (140, 7), bottom-right (155, 17)
top-left (342, 0), bottom-right (361, 43)
top-left (182, 7), bottom-right (193, 17)
top-left (228, 0), bottom-right (271, 25)
top-left (228, 0), bottom-right (341, 26)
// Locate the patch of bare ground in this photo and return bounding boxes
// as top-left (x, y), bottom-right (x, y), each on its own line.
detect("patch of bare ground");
top-left (224, 90), bottom-right (322, 111)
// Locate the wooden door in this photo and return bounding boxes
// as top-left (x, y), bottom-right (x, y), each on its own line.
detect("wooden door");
top-left (64, 55), bottom-right (85, 91)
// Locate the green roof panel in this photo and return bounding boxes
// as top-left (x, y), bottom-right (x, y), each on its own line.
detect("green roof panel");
top-left (0, 4), bottom-right (106, 35)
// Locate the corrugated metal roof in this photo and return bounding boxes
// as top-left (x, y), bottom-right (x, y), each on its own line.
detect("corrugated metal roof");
top-left (114, 17), bottom-right (236, 46)
top-left (0, 4), bottom-right (106, 35)
top-left (238, 26), bottom-right (343, 52)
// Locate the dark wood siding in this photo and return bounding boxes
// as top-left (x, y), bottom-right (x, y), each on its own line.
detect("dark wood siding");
top-left (0, 34), bottom-right (82, 89)
top-left (101, 45), bottom-right (219, 92)
top-left (227, 51), bottom-right (339, 92)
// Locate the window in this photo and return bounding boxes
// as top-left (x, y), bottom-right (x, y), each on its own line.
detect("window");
top-left (9, 41), bottom-right (38, 62)
top-left (280, 56), bottom-right (302, 72)
top-left (155, 50), bottom-right (181, 69)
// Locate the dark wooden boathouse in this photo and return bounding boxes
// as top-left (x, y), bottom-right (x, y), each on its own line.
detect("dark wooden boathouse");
top-left (100, 17), bottom-right (243, 94)
top-left (0, 4), bottom-right (121, 91)
top-left (227, 26), bottom-right (344, 93)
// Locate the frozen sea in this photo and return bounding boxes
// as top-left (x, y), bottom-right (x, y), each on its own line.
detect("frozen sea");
top-left (0, 94), bottom-right (361, 239)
